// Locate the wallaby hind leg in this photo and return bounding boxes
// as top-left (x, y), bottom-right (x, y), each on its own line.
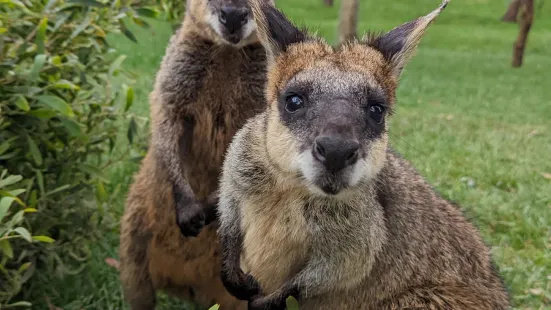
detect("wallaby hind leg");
top-left (119, 211), bottom-right (156, 310)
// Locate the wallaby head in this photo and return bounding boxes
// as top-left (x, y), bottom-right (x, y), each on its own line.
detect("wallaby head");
top-left (186, 0), bottom-right (275, 46)
top-left (251, 0), bottom-right (449, 197)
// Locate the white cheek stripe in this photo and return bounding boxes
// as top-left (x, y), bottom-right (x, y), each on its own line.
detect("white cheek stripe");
top-left (206, 11), bottom-right (224, 38)
top-left (206, 10), bottom-right (256, 46)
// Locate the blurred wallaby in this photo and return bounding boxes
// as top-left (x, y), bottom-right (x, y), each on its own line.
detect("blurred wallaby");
top-left (216, 0), bottom-right (511, 309)
top-left (338, 0), bottom-right (359, 44)
top-left (322, 0), bottom-right (359, 44)
top-left (119, 0), bottom-right (273, 309)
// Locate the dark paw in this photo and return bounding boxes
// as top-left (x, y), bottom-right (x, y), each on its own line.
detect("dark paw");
top-left (248, 294), bottom-right (287, 310)
top-left (221, 269), bottom-right (261, 301)
top-left (176, 202), bottom-right (206, 237)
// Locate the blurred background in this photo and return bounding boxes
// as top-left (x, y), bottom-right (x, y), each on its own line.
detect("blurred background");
top-left (0, 0), bottom-right (549, 309)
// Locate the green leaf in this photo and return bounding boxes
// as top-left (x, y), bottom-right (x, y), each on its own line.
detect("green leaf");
top-left (29, 54), bottom-right (46, 82)
top-left (132, 16), bottom-right (151, 29)
top-left (36, 170), bottom-right (45, 195)
top-left (135, 8), bottom-right (160, 18)
top-left (32, 235), bottom-right (55, 243)
top-left (286, 296), bottom-right (300, 310)
top-left (127, 117), bottom-right (137, 145)
top-left (0, 190), bottom-right (25, 206)
top-left (108, 55), bottom-right (126, 76)
top-left (0, 240), bottom-right (13, 259)
top-left (50, 55), bottom-right (62, 66)
top-left (36, 17), bottom-right (48, 55)
top-left (0, 197), bottom-right (15, 221)
top-left (28, 109), bottom-right (58, 119)
top-left (0, 151), bottom-right (19, 161)
top-left (23, 208), bottom-right (37, 213)
top-left (14, 96), bottom-right (30, 112)
top-left (68, 0), bottom-right (107, 7)
top-left (53, 80), bottom-right (80, 90)
top-left (14, 227), bottom-right (32, 242)
top-left (96, 181), bottom-right (108, 203)
top-left (2, 0), bottom-right (26, 9)
top-left (0, 175), bottom-right (22, 188)
top-left (125, 86), bottom-right (134, 112)
top-left (28, 190), bottom-right (37, 209)
top-left (68, 14), bottom-right (92, 41)
top-left (8, 189), bottom-right (26, 197)
top-left (4, 301), bottom-right (33, 308)
top-left (18, 262), bottom-right (32, 273)
top-left (119, 20), bottom-right (137, 43)
top-left (36, 95), bottom-right (74, 117)
top-left (27, 136), bottom-right (43, 166)
top-left (10, 86), bottom-right (42, 96)
top-left (208, 305), bottom-right (220, 310)
top-left (60, 117), bottom-right (82, 136)
top-left (79, 164), bottom-right (110, 183)
top-left (45, 184), bottom-right (71, 196)
top-left (0, 138), bottom-right (15, 156)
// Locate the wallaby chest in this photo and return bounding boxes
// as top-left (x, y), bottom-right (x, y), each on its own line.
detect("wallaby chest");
top-left (239, 190), bottom-right (311, 294)
top-left (183, 45), bottom-right (266, 199)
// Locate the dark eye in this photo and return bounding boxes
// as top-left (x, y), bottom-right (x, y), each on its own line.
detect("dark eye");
top-left (285, 94), bottom-right (304, 113)
top-left (368, 104), bottom-right (385, 124)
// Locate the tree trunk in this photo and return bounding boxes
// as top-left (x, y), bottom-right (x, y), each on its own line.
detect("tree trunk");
top-left (338, 0), bottom-right (359, 45)
top-left (512, 0), bottom-right (534, 67)
top-left (502, 0), bottom-right (522, 22)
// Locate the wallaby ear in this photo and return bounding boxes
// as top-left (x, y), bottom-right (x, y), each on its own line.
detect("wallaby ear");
top-left (366, 0), bottom-right (450, 77)
top-left (249, 0), bottom-right (307, 62)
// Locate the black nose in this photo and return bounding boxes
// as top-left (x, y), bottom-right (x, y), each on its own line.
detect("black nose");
top-left (219, 7), bottom-right (248, 34)
top-left (313, 136), bottom-right (360, 173)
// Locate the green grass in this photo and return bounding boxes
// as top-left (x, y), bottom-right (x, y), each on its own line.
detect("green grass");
top-left (31, 0), bottom-right (551, 309)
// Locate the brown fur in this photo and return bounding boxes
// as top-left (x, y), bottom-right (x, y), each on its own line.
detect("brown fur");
top-left (217, 1), bottom-right (511, 309)
top-left (119, 0), bottom-right (270, 309)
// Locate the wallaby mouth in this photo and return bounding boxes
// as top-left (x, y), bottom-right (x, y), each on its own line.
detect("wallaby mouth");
top-left (225, 33), bottom-right (242, 45)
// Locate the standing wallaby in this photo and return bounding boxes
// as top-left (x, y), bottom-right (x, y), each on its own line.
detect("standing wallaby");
top-left (119, 0), bottom-right (272, 309)
top-left (217, 0), bottom-right (512, 309)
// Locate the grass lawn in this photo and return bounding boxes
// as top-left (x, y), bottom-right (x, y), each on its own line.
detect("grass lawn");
top-left (32, 0), bottom-right (550, 309)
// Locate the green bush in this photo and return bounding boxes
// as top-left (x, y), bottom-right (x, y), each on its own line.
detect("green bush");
top-left (0, 0), bottom-right (155, 306)
top-left (137, 0), bottom-right (185, 25)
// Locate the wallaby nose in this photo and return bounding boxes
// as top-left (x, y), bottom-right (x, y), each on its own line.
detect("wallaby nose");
top-left (313, 136), bottom-right (360, 173)
top-left (219, 7), bottom-right (248, 34)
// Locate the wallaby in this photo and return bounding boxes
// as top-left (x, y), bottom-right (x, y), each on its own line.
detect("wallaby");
top-left (321, 0), bottom-right (360, 45)
top-left (216, 0), bottom-right (512, 309)
top-left (119, 0), bottom-right (273, 309)
top-left (338, 0), bottom-right (359, 44)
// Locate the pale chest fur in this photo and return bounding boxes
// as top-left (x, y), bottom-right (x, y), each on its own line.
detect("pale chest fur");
top-left (239, 190), bottom-right (310, 294)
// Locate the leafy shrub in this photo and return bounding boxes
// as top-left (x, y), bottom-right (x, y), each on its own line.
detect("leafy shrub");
top-left (0, 0), bottom-right (155, 306)
top-left (136, 0), bottom-right (185, 25)
top-left (0, 170), bottom-right (54, 308)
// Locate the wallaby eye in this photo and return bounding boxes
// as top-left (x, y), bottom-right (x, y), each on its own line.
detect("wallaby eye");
top-left (285, 94), bottom-right (304, 113)
top-left (369, 104), bottom-right (385, 124)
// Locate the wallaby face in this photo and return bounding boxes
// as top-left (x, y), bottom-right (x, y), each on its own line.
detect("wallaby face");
top-left (269, 50), bottom-right (391, 196)
top-left (258, 1), bottom-right (448, 197)
top-left (189, 0), bottom-right (274, 46)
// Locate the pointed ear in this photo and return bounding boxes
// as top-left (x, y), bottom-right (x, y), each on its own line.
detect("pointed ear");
top-left (249, 0), bottom-right (307, 63)
top-left (366, 0), bottom-right (450, 77)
